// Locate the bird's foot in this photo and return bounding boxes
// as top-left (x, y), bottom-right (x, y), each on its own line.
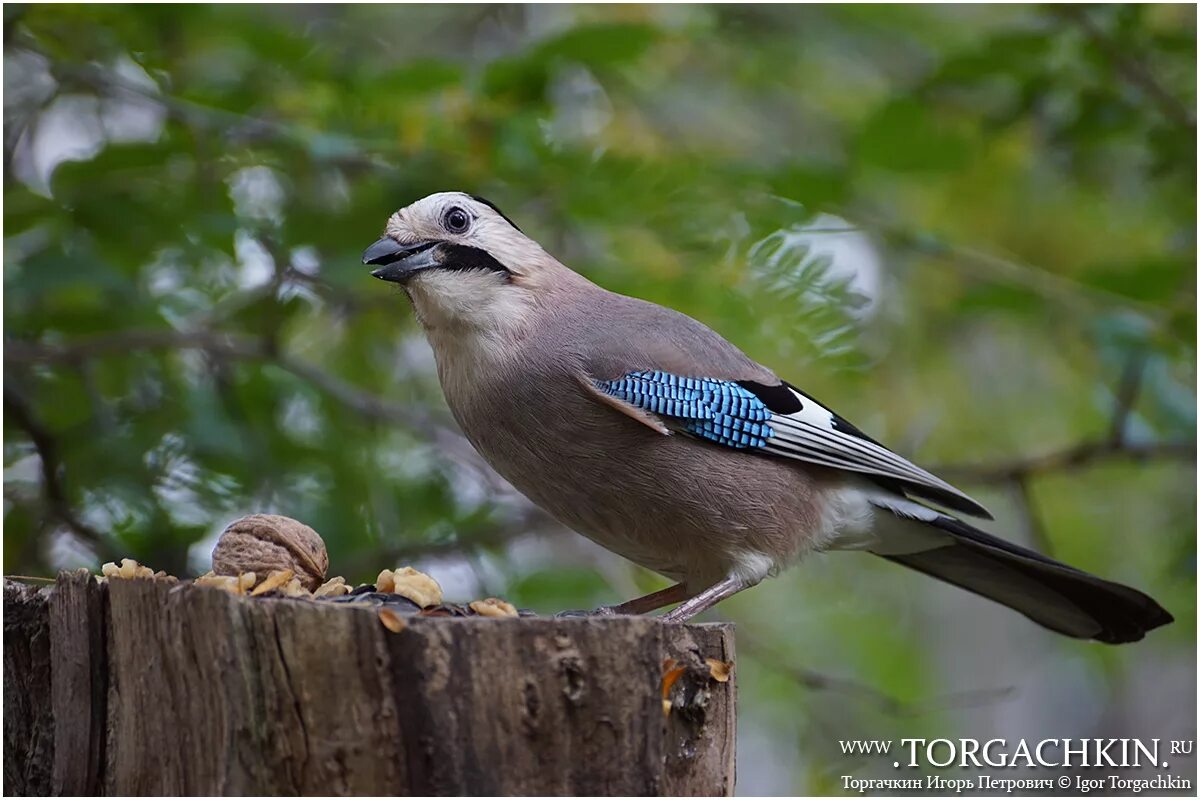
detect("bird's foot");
top-left (554, 605), bottom-right (621, 619)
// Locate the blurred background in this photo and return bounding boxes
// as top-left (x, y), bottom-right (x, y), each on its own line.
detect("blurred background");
top-left (3, 4), bottom-right (1196, 794)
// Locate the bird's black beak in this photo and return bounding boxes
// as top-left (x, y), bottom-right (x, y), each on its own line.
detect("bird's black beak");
top-left (362, 237), bottom-right (440, 283)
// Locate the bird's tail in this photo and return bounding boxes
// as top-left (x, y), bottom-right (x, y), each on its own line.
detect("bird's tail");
top-left (867, 500), bottom-right (1173, 644)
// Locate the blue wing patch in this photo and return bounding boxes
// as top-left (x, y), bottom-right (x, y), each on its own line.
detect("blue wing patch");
top-left (595, 370), bottom-right (775, 448)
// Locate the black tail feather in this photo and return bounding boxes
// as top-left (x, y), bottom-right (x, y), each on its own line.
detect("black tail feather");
top-left (876, 514), bottom-right (1173, 644)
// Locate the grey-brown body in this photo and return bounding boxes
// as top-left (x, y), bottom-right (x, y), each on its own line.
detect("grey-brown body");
top-left (426, 269), bottom-right (836, 590)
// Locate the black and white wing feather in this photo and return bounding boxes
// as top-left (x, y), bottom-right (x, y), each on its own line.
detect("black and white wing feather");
top-left (595, 372), bottom-right (991, 519)
top-left (747, 381), bottom-right (991, 518)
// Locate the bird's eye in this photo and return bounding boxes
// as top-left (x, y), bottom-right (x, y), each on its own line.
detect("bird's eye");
top-left (444, 207), bottom-right (470, 234)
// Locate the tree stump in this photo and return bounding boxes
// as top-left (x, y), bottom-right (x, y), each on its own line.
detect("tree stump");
top-left (3, 572), bottom-right (736, 796)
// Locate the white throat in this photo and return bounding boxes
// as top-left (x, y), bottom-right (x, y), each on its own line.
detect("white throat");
top-left (406, 269), bottom-right (536, 388)
top-left (406, 270), bottom-right (533, 334)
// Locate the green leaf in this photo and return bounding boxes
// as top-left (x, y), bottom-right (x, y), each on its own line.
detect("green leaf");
top-left (855, 98), bottom-right (975, 173)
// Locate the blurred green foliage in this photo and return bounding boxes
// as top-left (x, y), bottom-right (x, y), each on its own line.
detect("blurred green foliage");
top-left (4, 5), bottom-right (1195, 794)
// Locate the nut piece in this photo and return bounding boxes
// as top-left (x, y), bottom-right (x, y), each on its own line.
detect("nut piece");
top-left (314, 576), bottom-right (350, 598)
top-left (375, 569), bottom-right (396, 594)
top-left (196, 571), bottom-right (257, 595)
top-left (378, 608), bottom-right (408, 633)
top-left (101, 558), bottom-right (156, 580)
top-left (661, 659), bottom-right (686, 699)
top-left (281, 578), bottom-right (309, 597)
top-left (376, 566), bottom-right (442, 607)
top-left (195, 574), bottom-right (238, 593)
top-left (469, 598), bottom-right (518, 618)
top-left (706, 658), bottom-right (732, 683)
top-left (250, 569), bottom-right (295, 596)
top-left (212, 514), bottom-right (327, 591)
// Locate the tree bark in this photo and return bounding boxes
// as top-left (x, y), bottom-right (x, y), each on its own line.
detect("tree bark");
top-left (4, 581), bottom-right (53, 796)
top-left (3, 572), bottom-right (736, 796)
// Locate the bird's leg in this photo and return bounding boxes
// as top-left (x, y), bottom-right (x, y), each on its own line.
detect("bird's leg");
top-left (555, 583), bottom-right (691, 618)
top-left (658, 575), bottom-right (752, 623)
top-left (611, 582), bottom-right (692, 615)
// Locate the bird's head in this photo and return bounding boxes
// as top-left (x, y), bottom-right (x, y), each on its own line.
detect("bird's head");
top-left (363, 192), bottom-right (561, 333)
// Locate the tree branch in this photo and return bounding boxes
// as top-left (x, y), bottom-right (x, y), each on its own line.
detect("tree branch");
top-left (738, 631), bottom-right (1015, 718)
top-left (1108, 353), bottom-right (1148, 446)
top-left (5, 329), bottom-right (436, 431)
top-left (5, 328), bottom-right (548, 552)
top-left (933, 438), bottom-right (1194, 485)
top-left (880, 224), bottom-right (1179, 328)
top-left (1009, 473), bottom-right (1055, 556)
top-left (47, 59), bottom-right (398, 171)
top-left (1053, 5), bottom-right (1196, 131)
top-left (2, 386), bottom-right (119, 560)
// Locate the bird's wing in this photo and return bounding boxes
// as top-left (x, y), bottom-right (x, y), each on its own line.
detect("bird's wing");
top-left (590, 370), bottom-right (991, 519)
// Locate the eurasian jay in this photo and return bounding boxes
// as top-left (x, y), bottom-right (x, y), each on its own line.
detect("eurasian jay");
top-left (363, 191), bottom-right (1171, 643)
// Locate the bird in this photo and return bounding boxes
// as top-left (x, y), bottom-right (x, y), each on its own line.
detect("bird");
top-left (363, 191), bottom-right (1172, 644)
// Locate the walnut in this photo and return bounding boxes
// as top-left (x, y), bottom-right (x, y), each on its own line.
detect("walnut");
top-left (376, 567), bottom-right (442, 607)
top-left (469, 598), bottom-right (518, 618)
top-left (211, 514), bottom-right (327, 591)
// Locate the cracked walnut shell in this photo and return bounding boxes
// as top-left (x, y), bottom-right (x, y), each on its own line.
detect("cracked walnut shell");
top-left (212, 514), bottom-right (328, 591)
